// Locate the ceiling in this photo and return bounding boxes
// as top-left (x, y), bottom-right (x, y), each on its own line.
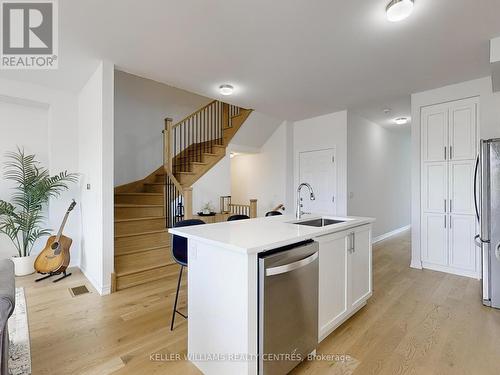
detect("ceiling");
top-left (1, 0), bottom-right (499, 122)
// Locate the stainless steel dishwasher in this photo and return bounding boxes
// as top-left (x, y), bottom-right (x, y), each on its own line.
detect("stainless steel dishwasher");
top-left (258, 240), bottom-right (319, 375)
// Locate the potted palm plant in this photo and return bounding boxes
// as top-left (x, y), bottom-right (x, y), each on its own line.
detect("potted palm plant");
top-left (0, 148), bottom-right (77, 276)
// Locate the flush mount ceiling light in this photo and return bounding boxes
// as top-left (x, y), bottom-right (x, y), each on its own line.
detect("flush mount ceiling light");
top-left (394, 117), bottom-right (409, 125)
top-left (386, 0), bottom-right (414, 22)
top-left (219, 84), bottom-right (234, 96)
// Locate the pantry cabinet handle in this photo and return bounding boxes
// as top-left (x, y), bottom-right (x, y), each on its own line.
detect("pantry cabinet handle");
top-left (444, 199), bottom-right (447, 212)
top-left (450, 146), bottom-right (453, 160)
top-left (444, 146), bottom-right (447, 160)
top-left (444, 216), bottom-right (447, 228)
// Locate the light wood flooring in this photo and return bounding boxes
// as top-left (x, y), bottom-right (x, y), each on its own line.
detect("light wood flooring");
top-left (16, 230), bottom-right (500, 374)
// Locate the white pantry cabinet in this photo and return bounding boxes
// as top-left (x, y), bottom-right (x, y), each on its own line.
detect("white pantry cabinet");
top-left (420, 97), bottom-right (479, 278)
top-left (316, 224), bottom-right (372, 341)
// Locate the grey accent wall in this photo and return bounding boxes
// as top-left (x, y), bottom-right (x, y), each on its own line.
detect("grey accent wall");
top-left (347, 112), bottom-right (411, 238)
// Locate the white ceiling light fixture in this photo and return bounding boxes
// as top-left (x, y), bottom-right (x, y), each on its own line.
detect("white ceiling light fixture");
top-left (394, 117), bottom-right (409, 125)
top-left (386, 0), bottom-right (414, 22)
top-left (219, 84), bottom-right (234, 96)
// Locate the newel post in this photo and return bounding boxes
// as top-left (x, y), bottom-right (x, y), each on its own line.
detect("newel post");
top-left (183, 187), bottom-right (193, 220)
top-left (249, 199), bottom-right (258, 218)
top-left (164, 118), bottom-right (173, 172)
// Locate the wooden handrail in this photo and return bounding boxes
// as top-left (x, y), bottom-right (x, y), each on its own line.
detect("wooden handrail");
top-left (170, 100), bottom-right (217, 129)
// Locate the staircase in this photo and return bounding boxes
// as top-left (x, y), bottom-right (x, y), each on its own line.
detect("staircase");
top-left (113, 101), bottom-right (252, 291)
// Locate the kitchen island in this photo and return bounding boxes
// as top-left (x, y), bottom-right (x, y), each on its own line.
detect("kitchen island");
top-left (169, 214), bottom-right (374, 375)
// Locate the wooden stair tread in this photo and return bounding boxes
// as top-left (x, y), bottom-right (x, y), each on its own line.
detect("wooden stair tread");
top-left (115, 244), bottom-right (170, 257)
top-left (176, 171), bottom-right (196, 175)
top-left (115, 192), bottom-right (162, 196)
top-left (116, 261), bottom-right (172, 277)
top-left (115, 264), bottom-right (175, 290)
top-left (115, 229), bottom-right (168, 239)
top-left (115, 216), bottom-right (166, 223)
top-left (143, 182), bottom-right (164, 185)
top-left (114, 204), bottom-right (163, 208)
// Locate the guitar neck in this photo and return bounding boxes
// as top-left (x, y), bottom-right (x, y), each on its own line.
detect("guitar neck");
top-left (55, 209), bottom-right (71, 242)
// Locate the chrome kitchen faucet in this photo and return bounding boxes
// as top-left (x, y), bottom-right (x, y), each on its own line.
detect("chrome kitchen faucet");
top-left (296, 183), bottom-right (315, 219)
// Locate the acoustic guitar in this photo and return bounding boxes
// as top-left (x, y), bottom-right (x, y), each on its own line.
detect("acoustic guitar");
top-left (34, 200), bottom-right (76, 276)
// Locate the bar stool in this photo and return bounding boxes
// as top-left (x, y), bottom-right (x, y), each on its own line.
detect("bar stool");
top-left (170, 219), bottom-right (205, 330)
top-left (265, 211), bottom-right (283, 216)
top-left (227, 214), bottom-right (250, 221)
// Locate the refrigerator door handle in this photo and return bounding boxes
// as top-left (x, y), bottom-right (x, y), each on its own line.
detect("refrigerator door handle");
top-left (474, 154), bottom-right (480, 222)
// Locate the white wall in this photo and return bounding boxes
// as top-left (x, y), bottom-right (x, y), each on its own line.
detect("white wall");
top-left (230, 111), bottom-right (283, 150)
top-left (114, 70), bottom-right (211, 186)
top-left (347, 113), bottom-right (411, 238)
top-left (0, 79), bottom-right (80, 264)
top-left (0, 98), bottom-right (49, 258)
top-left (230, 122), bottom-right (289, 217)
top-left (293, 110), bottom-right (348, 216)
top-left (191, 155), bottom-right (231, 214)
top-left (410, 76), bottom-right (500, 268)
top-left (78, 61), bottom-right (114, 295)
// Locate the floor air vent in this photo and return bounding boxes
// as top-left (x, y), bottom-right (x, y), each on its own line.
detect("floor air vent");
top-left (69, 285), bottom-right (90, 297)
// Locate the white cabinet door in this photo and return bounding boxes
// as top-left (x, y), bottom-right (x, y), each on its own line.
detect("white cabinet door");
top-left (449, 100), bottom-right (477, 161)
top-left (422, 104), bottom-right (448, 162)
top-left (317, 231), bottom-right (348, 340)
top-left (449, 215), bottom-right (477, 273)
top-left (421, 213), bottom-right (448, 266)
top-left (348, 226), bottom-right (371, 310)
top-left (449, 161), bottom-right (475, 215)
top-left (422, 162), bottom-right (448, 213)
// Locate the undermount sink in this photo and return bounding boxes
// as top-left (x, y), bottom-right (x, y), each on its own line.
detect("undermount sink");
top-left (295, 218), bottom-right (345, 227)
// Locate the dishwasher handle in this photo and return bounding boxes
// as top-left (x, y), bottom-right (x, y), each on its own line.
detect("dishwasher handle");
top-left (265, 252), bottom-right (318, 276)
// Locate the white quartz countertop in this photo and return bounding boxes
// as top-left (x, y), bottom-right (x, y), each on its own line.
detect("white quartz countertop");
top-left (168, 214), bottom-right (375, 254)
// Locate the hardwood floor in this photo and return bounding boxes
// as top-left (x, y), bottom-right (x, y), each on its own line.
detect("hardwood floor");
top-left (17, 230), bottom-right (500, 374)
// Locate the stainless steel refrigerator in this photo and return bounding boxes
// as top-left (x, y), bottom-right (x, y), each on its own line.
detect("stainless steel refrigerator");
top-left (475, 138), bottom-right (500, 308)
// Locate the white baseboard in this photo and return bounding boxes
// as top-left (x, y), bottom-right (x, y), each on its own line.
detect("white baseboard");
top-left (421, 261), bottom-right (481, 280)
top-left (79, 266), bottom-right (110, 296)
top-left (372, 225), bottom-right (411, 244)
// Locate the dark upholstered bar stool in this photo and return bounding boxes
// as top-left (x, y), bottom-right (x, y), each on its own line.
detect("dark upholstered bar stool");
top-left (265, 211), bottom-right (283, 216)
top-left (227, 214), bottom-right (250, 221)
top-left (170, 219), bottom-right (205, 330)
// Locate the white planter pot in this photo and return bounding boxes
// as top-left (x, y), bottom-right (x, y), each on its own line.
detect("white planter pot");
top-left (11, 255), bottom-right (36, 276)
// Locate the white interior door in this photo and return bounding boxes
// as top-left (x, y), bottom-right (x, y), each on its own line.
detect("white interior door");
top-left (299, 148), bottom-right (336, 215)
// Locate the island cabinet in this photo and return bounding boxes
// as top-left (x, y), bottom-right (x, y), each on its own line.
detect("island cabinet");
top-left (316, 224), bottom-right (372, 341)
